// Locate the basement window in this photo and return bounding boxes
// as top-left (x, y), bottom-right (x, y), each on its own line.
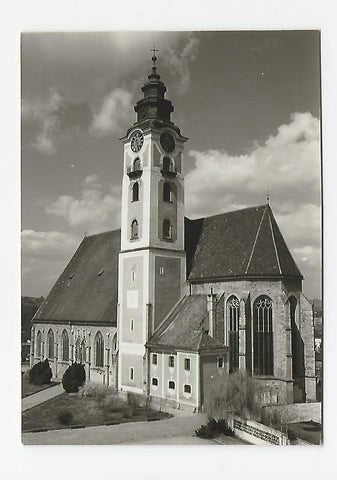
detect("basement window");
top-left (184, 384), bottom-right (192, 394)
top-left (152, 378), bottom-right (158, 386)
top-left (168, 381), bottom-right (175, 390)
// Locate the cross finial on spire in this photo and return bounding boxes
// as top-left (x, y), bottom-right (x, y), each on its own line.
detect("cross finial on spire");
top-left (266, 190), bottom-right (270, 205)
top-left (151, 46), bottom-right (158, 67)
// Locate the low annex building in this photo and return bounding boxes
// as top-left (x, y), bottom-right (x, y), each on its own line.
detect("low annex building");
top-left (31, 54), bottom-right (316, 411)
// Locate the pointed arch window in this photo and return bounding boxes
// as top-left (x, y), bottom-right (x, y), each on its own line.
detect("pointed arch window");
top-left (131, 219), bottom-right (139, 239)
top-left (61, 330), bottom-right (69, 362)
top-left (132, 182), bottom-right (139, 202)
top-left (163, 219), bottom-right (172, 240)
top-left (36, 330), bottom-right (42, 357)
top-left (47, 329), bottom-right (54, 359)
top-left (253, 296), bottom-right (273, 376)
top-left (95, 331), bottom-right (104, 368)
top-left (227, 296), bottom-right (240, 372)
top-left (75, 337), bottom-right (81, 363)
top-left (163, 182), bottom-right (172, 202)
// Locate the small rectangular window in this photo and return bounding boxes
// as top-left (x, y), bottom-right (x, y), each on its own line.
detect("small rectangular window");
top-left (159, 267), bottom-right (164, 275)
top-left (184, 358), bottom-right (191, 371)
top-left (152, 377), bottom-right (158, 386)
top-left (131, 268), bottom-right (136, 282)
top-left (168, 380), bottom-right (175, 389)
top-left (130, 319), bottom-right (134, 331)
top-left (168, 355), bottom-right (175, 368)
top-left (184, 384), bottom-right (191, 394)
top-left (129, 367), bottom-right (134, 381)
top-left (218, 357), bottom-right (224, 368)
top-left (152, 353), bottom-right (158, 365)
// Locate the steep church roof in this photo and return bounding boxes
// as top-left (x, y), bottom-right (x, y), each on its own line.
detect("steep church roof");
top-left (33, 204), bottom-right (301, 325)
top-left (185, 204), bottom-right (302, 282)
top-left (146, 294), bottom-right (227, 352)
top-left (33, 229), bottom-right (120, 326)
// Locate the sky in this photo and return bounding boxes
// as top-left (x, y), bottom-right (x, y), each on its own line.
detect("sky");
top-left (21, 30), bottom-right (321, 299)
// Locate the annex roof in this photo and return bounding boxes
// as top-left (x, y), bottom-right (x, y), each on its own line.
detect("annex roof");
top-left (185, 204), bottom-right (302, 282)
top-left (33, 229), bottom-right (120, 326)
top-left (146, 294), bottom-right (227, 352)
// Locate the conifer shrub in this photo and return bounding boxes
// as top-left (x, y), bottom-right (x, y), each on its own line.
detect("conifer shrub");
top-left (28, 359), bottom-right (52, 385)
top-left (62, 362), bottom-right (86, 393)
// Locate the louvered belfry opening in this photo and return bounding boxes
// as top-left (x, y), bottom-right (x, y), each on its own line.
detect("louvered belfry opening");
top-left (253, 296), bottom-right (274, 376)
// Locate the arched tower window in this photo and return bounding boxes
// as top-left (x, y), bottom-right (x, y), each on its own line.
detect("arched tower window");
top-left (61, 330), bottom-right (69, 362)
top-left (95, 331), bottom-right (104, 368)
top-left (36, 330), bottom-right (42, 357)
top-left (163, 156), bottom-right (172, 172)
top-left (132, 182), bottom-right (139, 202)
top-left (253, 296), bottom-right (273, 376)
top-left (163, 182), bottom-right (172, 202)
top-left (131, 219), bottom-right (139, 239)
top-left (227, 295), bottom-right (240, 372)
top-left (47, 329), bottom-right (54, 359)
top-left (133, 157), bottom-right (141, 171)
top-left (163, 219), bottom-right (172, 239)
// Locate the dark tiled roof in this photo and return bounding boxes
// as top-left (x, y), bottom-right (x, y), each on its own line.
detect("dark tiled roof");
top-left (33, 230), bottom-right (120, 325)
top-left (185, 205), bottom-right (302, 281)
top-left (147, 295), bottom-right (227, 352)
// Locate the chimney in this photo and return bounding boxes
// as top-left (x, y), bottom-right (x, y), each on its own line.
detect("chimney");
top-left (207, 288), bottom-right (217, 337)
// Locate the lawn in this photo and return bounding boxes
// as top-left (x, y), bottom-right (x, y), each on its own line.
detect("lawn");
top-left (21, 373), bottom-right (58, 398)
top-left (22, 391), bottom-right (172, 432)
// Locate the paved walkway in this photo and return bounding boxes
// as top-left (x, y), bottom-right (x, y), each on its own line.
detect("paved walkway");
top-left (22, 383), bottom-right (64, 412)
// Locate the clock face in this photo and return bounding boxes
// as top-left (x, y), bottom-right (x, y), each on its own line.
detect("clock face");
top-left (160, 132), bottom-right (175, 153)
top-left (130, 131), bottom-right (144, 152)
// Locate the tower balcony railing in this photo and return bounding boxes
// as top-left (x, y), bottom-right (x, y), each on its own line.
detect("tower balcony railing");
top-left (160, 167), bottom-right (177, 178)
top-left (127, 166), bottom-right (143, 178)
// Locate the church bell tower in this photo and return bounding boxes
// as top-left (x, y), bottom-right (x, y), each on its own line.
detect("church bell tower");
top-left (118, 51), bottom-right (188, 393)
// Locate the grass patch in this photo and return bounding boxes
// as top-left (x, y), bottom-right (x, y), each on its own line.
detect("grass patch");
top-left (22, 391), bottom-right (172, 432)
top-left (21, 373), bottom-right (58, 398)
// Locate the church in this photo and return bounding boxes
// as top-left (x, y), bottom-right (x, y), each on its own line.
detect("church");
top-left (30, 53), bottom-right (316, 411)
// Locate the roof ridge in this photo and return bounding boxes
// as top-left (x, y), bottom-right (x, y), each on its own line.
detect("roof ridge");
top-left (244, 205), bottom-right (267, 275)
top-left (185, 204), bottom-right (268, 223)
top-left (85, 228), bottom-right (121, 239)
top-left (267, 207), bottom-right (282, 275)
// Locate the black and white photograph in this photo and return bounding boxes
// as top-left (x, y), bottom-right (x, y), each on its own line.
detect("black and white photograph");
top-left (20, 30), bottom-right (322, 447)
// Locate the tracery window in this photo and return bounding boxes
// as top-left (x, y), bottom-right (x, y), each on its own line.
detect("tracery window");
top-left (47, 329), bottom-right (54, 359)
top-left (36, 330), bottom-right (42, 357)
top-left (132, 182), bottom-right (139, 202)
top-left (81, 339), bottom-right (86, 364)
top-left (61, 330), bottom-right (69, 362)
top-left (253, 296), bottom-right (274, 376)
top-left (227, 296), bottom-right (240, 373)
top-left (95, 331), bottom-right (104, 368)
top-left (131, 219), bottom-right (139, 239)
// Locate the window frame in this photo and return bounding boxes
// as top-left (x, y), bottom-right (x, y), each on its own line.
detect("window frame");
top-left (95, 331), bottom-right (104, 368)
top-left (184, 384), bottom-right (192, 394)
top-left (163, 182), bottom-right (172, 202)
top-left (163, 219), bottom-right (172, 240)
top-left (129, 367), bottom-right (134, 381)
top-left (217, 356), bottom-right (224, 369)
top-left (253, 295), bottom-right (274, 376)
top-left (152, 377), bottom-right (158, 386)
top-left (227, 295), bottom-right (240, 373)
top-left (184, 358), bottom-right (191, 371)
top-left (168, 355), bottom-right (175, 368)
top-left (47, 329), bottom-right (54, 360)
top-left (152, 353), bottom-right (158, 365)
top-left (168, 380), bottom-right (175, 390)
top-left (61, 330), bottom-right (69, 362)
top-left (132, 181), bottom-right (139, 202)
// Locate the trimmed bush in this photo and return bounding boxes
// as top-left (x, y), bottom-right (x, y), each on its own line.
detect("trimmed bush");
top-left (195, 418), bottom-right (234, 439)
top-left (57, 410), bottom-right (73, 426)
top-left (29, 359), bottom-right (52, 385)
top-left (62, 363), bottom-right (86, 393)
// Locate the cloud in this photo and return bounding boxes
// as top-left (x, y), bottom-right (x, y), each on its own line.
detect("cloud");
top-left (90, 88), bottom-right (133, 137)
top-left (163, 35), bottom-right (200, 94)
top-left (21, 229), bottom-right (80, 296)
top-left (185, 112), bottom-right (321, 298)
top-left (45, 174), bottom-right (121, 234)
top-left (22, 88), bottom-right (64, 154)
